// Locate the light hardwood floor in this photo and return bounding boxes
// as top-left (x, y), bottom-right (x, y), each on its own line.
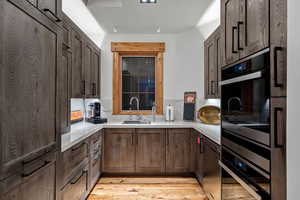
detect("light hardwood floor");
top-left (87, 177), bottom-right (207, 200)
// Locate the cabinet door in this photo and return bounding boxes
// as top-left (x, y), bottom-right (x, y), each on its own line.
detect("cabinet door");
top-left (195, 133), bottom-right (204, 183)
top-left (222, 0), bottom-right (240, 65)
top-left (84, 42), bottom-right (93, 97)
top-left (1, 0), bottom-right (58, 177)
top-left (60, 46), bottom-right (71, 134)
top-left (166, 129), bottom-right (191, 173)
top-left (215, 31), bottom-right (222, 97)
top-left (2, 162), bottom-right (55, 200)
top-left (270, 0), bottom-right (287, 97)
top-left (61, 167), bottom-right (88, 200)
top-left (92, 50), bottom-right (101, 98)
top-left (89, 131), bottom-right (102, 189)
top-left (136, 129), bottom-right (166, 173)
top-left (203, 137), bottom-right (221, 200)
top-left (21, 162), bottom-right (55, 200)
top-left (271, 98), bottom-right (286, 200)
top-left (239, 0), bottom-right (269, 59)
top-left (71, 30), bottom-right (84, 98)
top-left (204, 39), bottom-right (216, 98)
top-left (103, 129), bottom-right (135, 173)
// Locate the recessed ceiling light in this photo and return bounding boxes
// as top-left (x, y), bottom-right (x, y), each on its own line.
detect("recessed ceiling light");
top-left (140, 0), bottom-right (157, 3)
top-left (113, 26), bottom-right (118, 33)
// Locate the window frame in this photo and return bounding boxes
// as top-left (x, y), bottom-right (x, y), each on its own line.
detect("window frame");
top-left (112, 42), bottom-right (165, 115)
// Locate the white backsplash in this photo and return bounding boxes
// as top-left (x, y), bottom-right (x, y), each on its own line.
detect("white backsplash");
top-left (71, 98), bottom-right (220, 122)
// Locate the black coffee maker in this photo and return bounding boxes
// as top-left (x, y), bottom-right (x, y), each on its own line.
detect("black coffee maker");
top-left (87, 102), bottom-right (107, 124)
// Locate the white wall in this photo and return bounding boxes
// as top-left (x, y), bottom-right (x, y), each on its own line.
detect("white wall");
top-left (100, 33), bottom-right (177, 101)
top-left (99, 27), bottom-right (218, 118)
top-left (287, 0), bottom-right (300, 199)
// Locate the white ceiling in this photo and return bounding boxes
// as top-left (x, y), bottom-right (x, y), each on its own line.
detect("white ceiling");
top-left (87, 0), bottom-right (215, 34)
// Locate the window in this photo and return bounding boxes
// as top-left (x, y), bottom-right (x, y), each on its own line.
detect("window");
top-left (112, 42), bottom-right (165, 115)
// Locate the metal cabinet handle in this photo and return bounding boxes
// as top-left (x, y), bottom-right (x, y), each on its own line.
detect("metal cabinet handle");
top-left (274, 107), bottom-right (285, 148)
top-left (274, 47), bottom-right (284, 87)
top-left (237, 21), bottom-right (244, 51)
top-left (62, 43), bottom-right (71, 50)
top-left (200, 136), bottom-right (204, 153)
top-left (22, 160), bottom-right (51, 177)
top-left (232, 26), bottom-right (238, 54)
top-left (219, 161), bottom-right (262, 200)
top-left (72, 142), bottom-right (85, 152)
top-left (71, 170), bottom-right (85, 184)
top-left (42, 9), bottom-right (61, 22)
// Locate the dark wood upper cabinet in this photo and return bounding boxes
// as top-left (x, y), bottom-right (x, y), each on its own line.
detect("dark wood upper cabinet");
top-left (63, 15), bottom-right (101, 99)
top-left (204, 27), bottom-right (221, 98)
top-left (221, 0), bottom-right (270, 66)
top-left (135, 129), bottom-right (166, 173)
top-left (0, 0), bottom-right (60, 179)
top-left (60, 44), bottom-right (72, 134)
top-left (84, 42), bottom-right (94, 97)
top-left (103, 129), bottom-right (136, 173)
top-left (270, 0), bottom-right (287, 97)
top-left (92, 50), bottom-right (101, 98)
top-left (222, 0), bottom-right (240, 65)
top-left (71, 29), bottom-right (85, 98)
top-left (166, 129), bottom-right (191, 173)
top-left (239, 0), bottom-right (269, 59)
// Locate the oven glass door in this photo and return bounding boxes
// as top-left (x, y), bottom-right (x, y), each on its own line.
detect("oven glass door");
top-left (221, 148), bottom-right (270, 200)
top-left (221, 69), bottom-right (270, 146)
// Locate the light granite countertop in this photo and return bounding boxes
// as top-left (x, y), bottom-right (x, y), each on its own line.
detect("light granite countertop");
top-left (61, 121), bottom-right (221, 152)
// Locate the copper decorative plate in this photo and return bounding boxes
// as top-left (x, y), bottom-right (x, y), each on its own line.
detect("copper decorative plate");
top-left (198, 106), bottom-right (220, 125)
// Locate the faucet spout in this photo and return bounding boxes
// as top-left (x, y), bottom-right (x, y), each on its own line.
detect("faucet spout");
top-left (129, 96), bottom-right (140, 111)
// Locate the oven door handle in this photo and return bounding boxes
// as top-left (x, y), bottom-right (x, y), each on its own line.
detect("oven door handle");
top-left (219, 161), bottom-right (262, 200)
top-left (220, 71), bottom-right (263, 86)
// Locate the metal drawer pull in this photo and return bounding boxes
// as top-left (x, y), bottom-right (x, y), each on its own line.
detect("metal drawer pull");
top-left (220, 71), bottom-right (262, 86)
top-left (22, 160), bottom-right (51, 177)
top-left (43, 9), bottom-right (61, 22)
top-left (219, 161), bottom-right (262, 200)
top-left (72, 143), bottom-right (85, 152)
top-left (71, 171), bottom-right (85, 184)
top-left (232, 26), bottom-right (238, 54)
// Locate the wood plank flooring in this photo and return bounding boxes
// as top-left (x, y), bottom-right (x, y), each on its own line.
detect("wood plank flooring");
top-left (87, 177), bottom-right (207, 200)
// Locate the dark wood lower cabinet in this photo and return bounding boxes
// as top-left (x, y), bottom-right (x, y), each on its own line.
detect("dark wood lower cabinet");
top-left (202, 137), bottom-right (221, 200)
top-left (194, 131), bottom-right (204, 182)
top-left (135, 129), bottom-right (166, 173)
top-left (102, 129), bottom-right (136, 173)
top-left (89, 131), bottom-right (102, 189)
top-left (166, 129), bottom-right (191, 173)
top-left (61, 166), bottom-right (88, 200)
top-left (1, 151), bottom-right (56, 200)
top-left (271, 98), bottom-right (286, 200)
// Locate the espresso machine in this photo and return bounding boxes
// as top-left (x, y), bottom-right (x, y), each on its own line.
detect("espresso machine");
top-left (87, 102), bottom-right (107, 124)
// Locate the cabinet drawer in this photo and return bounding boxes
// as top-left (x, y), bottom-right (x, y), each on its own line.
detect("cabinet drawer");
top-left (62, 167), bottom-right (88, 200)
top-left (62, 141), bottom-right (88, 183)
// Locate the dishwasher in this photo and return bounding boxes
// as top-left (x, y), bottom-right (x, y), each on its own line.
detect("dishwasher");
top-left (203, 137), bottom-right (221, 200)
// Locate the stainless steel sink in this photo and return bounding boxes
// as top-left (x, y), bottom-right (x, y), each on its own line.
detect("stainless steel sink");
top-left (122, 120), bottom-right (151, 124)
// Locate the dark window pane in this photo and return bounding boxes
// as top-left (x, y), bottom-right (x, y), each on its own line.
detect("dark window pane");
top-left (121, 56), bottom-right (155, 111)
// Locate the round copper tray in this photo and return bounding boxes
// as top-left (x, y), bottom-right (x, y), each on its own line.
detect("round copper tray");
top-left (198, 106), bottom-right (220, 125)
